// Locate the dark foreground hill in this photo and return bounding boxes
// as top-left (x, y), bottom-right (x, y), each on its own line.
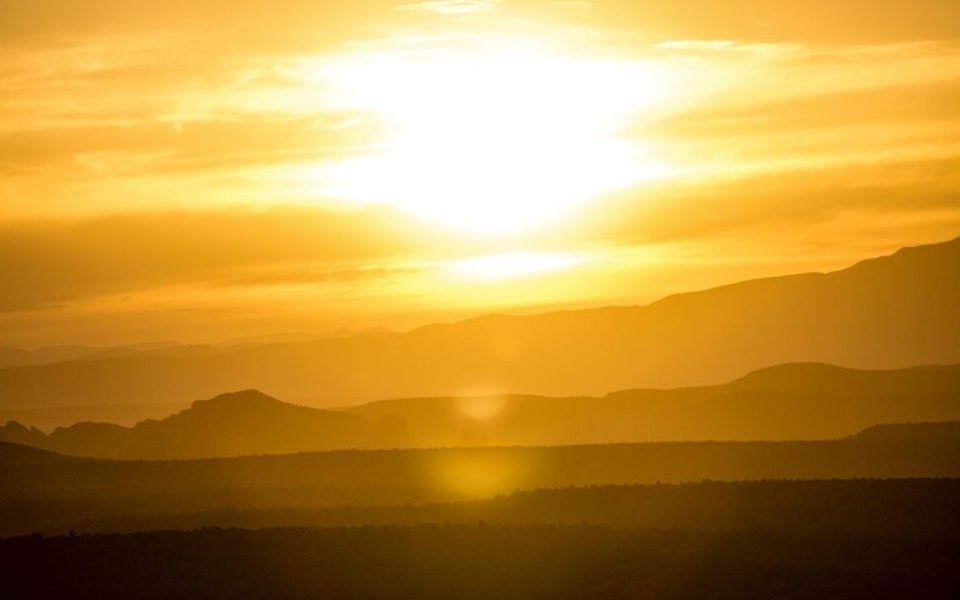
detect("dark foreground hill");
top-left (0, 440), bottom-right (79, 467)
top-left (2, 517), bottom-right (958, 599)
top-left (3, 362), bottom-right (959, 458)
top-left (1, 237), bottom-right (958, 410)
top-left (2, 425), bottom-right (958, 537)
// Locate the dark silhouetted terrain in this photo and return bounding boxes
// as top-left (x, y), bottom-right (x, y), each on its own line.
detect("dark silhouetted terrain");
top-left (2, 239), bottom-right (957, 599)
top-left (1, 237), bottom-right (957, 411)
top-left (2, 423), bottom-right (957, 537)
top-left (9, 476), bottom-right (957, 539)
top-left (0, 440), bottom-right (80, 467)
top-left (4, 362), bottom-right (958, 458)
top-left (3, 432), bottom-right (957, 598)
top-left (2, 521), bottom-right (958, 600)
top-left (0, 401), bottom-right (192, 431)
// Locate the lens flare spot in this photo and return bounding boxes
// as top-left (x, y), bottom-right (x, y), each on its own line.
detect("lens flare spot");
top-left (430, 449), bottom-right (534, 498)
top-left (457, 395), bottom-right (507, 421)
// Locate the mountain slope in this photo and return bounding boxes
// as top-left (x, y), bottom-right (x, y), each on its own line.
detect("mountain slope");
top-left (0, 390), bottom-right (406, 459)
top-left (848, 421), bottom-right (960, 441)
top-left (0, 439), bottom-right (79, 468)
top-left (3, 436), bottom-right (959, 538)
top-left (344, 362), bottom-right (960, 445)
top-left (5, 363), bottom-right (959, 457)
top-left (1, 237), bottom-right (958, 409)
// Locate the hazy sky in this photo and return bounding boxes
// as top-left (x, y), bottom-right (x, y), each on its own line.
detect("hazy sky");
top-left (2, 0), bottom-right (959, 347)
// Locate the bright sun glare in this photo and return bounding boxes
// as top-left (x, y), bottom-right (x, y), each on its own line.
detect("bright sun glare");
top-left (450, 251), bottom-right (585, 281)
top-left (318, 38), bottom-right (673, 235)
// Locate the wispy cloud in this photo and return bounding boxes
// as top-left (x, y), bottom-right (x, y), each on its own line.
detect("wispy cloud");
top-left (552, 1), bottom-right (592, 10)
top-left (0, 207), bottom-right (429, 312)
top-left (213, 264), bottom-right (424, 289)
top-left (2, 0), bottom-right (959, 346)
top-left (396, 1), bottom-right (502, 15)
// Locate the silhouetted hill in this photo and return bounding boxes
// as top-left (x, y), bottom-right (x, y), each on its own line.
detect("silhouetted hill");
top-left (727, 362), bottom-right (960, 393)
top-left (0, 401), bottom-right (191, 431)
top-left (5, 521), bottom-right (958, 600)
top-left (0, 390), bottom-right (408, 459)
top-left (0, 440), bottom-right (77, 468)
top-left (849, 421), bottom-right (960, 441)
top-left (37, 479), bottom-right (960, 540)
top-left (344, 363), bottom-right (960, 445)
top-left (1, 434), bottom-right (958, 536)
top-left (4, 363), bottom-right (959, 454)
top-left (1, 237), bottom-right (958, 410)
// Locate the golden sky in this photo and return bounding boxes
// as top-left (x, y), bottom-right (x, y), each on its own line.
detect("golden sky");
top-left (2, 0), bottom-right (960, 347)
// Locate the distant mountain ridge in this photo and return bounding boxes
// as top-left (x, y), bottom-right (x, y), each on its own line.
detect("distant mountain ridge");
top-left (0, 390), bottom-right (409, 460)
top-left (0, 328), bottom-right (396, 369)
top-left (348, 362), bottom-right (960, 447)
top-left (3, 362), bottom-right (959, 459)
top-left (1, 237), bottom-right (958, 410)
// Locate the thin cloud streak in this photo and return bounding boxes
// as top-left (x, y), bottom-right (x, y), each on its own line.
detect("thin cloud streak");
top-left (0, 207), bottom-right (430, 312)
top-left (396, 1), bottom-right (503, 15)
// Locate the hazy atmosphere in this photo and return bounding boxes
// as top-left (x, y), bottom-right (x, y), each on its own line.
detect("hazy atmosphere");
top-left (3, 0), bottom-right (959, 347)
top-left (2, 3), bottom-right (959, 599)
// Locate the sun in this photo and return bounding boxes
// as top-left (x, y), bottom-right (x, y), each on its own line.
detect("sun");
top-left (317, 37), bottom-right (673, 236)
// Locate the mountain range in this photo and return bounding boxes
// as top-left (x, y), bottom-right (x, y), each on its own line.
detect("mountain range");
top-left (3, 362), bottom-right (959, 459)
top-left (0, 328), bottom-right (394, 369)
top-left (0, 390), bottom-right (409, 459)
top-left (1, 236), bottom-right (958, 413)
top-left (346, 362), bottom-right (960, 448)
